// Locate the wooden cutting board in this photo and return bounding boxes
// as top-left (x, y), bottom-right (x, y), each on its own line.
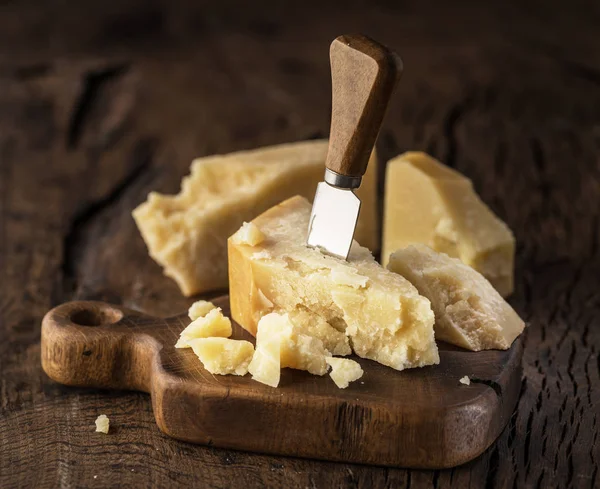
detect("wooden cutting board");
top-left (41, 296), bottom-right (523, 469)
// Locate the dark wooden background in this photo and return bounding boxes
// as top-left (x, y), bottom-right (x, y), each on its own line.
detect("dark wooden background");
top-left (1, 1), bottom-right (599, 488)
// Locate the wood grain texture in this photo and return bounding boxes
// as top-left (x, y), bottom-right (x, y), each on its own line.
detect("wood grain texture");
top-left (41, 297), bottom-right (522, 469)
top-left (326, 34), bottom-right (401, 179)
top-left (1, 0), bottom-right (599, 488)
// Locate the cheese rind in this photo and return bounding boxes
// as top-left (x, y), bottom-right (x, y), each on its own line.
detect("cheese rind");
top-left (175, 308), bottom-right (232, 348)
top-left (188, 300), bottom-right (216, 320)
top-left (229, 196), bottom-right (439, 371)
top-left (188, 338), bottom-right (254, 375)
top-left (133, 140), bottom-right (378, 296)
top-left (326, 357), bottom-right (364, 389)
top-left (382, 152), bottom-right (515, 297)
top-left (388, 244), bottom-right (525, 351)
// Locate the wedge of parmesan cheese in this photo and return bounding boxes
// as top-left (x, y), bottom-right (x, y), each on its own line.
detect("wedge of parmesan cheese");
top-left (229, 196), bottom-right (439, 372)
top-left (388, 244), bottom-right (525, 351)
top-left (382, 152), bottom-right (515, 297)
top-left (175, 308), bottom-right (232, 348)
top-left (326, 357), bottom-right (364, 389)
top-left (188, 338), bottom-right (254, 375)
top-left (133, 140), bottom-right (378, 296)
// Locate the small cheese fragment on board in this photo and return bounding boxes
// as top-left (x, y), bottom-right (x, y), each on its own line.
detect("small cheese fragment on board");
top-left (231, 222), bottom-right (265, 246)
top-left (459, 376), bottom-right (471, 385)
top-left (382, 152), bottom-right (515, 297)
top-left (95, 414), bottom-right (109, 434)
top-left (175, 308), bottom-right (232, 348)
top-left (188, 338), bottom-right (254, 375)
top-left (188, 300), bottom-right (216, 320)
top-left (248, 314), bottom-right (283, 387)
top-left (133, 140), bottom-right (378, 296)
top-left (229, 196), bottom-right (439, 371)
top-left (388, 244), bottom-right (525, 351)
top-left (326, 357), bottom-right (364, 389)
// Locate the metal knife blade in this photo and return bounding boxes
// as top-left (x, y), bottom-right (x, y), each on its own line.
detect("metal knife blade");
top-left (307, 181), bottom-right (361, 259)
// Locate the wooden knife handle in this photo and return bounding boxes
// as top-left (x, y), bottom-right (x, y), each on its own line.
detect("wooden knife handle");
top-left (326, 34), bottom-right (402, 181)
top-left (41, 301), bottom-right (160, 393)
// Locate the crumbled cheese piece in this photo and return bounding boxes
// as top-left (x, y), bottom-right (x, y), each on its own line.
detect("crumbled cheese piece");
top-left (326, 357), bottom-right (364, 389)
top-left (382, 152), bottom-right (515, 297)
top-left (175, 308), bottom-right (232, 348)
top-left (248, 312), bottom-right (331, 387)
top-left (459, 376), bottom-right (471, 385)
top-left (188, 338), bottom-right (254, 375)
top-left (95, 414), bottom-right (109, 434)
top-left (188, 300), bottom-right (216, 320)
top-left (388, 244), bottom-right (525, 351)
top-left (132, 140), bottom-right (379, 296)
top-left (229, 196), bottom-right (439, 371)
top-left (248, 314), bottom-right (282, 387)
top-left (231, 222), bottom-right (265, 246)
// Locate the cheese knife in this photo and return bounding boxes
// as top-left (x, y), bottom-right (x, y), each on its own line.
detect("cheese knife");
top-left (307, 34), bottom-right (402, 259)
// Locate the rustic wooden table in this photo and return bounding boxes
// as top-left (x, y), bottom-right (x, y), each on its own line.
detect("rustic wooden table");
top-left (1, 1), bottom-right (599, 488)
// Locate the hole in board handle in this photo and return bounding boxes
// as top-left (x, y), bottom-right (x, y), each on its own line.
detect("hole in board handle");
top-left (69, 306), bottom-right (123, 327)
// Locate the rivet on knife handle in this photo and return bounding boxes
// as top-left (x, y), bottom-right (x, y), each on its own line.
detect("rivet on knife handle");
top-left (307, 34), bottom-right (403, 259)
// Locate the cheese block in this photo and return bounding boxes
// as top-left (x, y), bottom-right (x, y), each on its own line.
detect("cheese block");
top-left (188, 338), bottom-right (254, 376)
top-left (175, 308), bottom-right (232, 348)
top-left (188, 300), bottom-right (216, 320)
top-left (388, 244), bottom-right (525, 351)
top-left (133, 140), bottom-right (378, 296)
top-left (229, 196), bottom-right (439, 371)
top-left (382, 152), bottom-right (515, 297)
top-left (325, 357), bottom-right (364, 389)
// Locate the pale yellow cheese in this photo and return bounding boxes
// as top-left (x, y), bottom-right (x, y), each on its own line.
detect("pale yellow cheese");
top-left (133, 140), bottom-right (378, 296)
top-left (388, 244), bottom-right (525, 351)
top-left (326, 357), bottom-right (364, 389)
top-left (188, 337), bottom-right (254, 375)
top-left (247, 313), bottom-right (283, 387)
top-left (231, 222), bottom-right (265, 246)
top-left (248, 312), bottom-right (330, 387)
top-left (229, 196), bottom-right (439, 372)
top-left (459, 375), bottom-right (471, 385)
top-left (175, 308), bottom-right (232, 348)
top-left (95, 414), bottom-right (109, 434)
top-left (382, 152), bottom-right (515, 297)
top-left (188, 300), bottom-right (216, 320)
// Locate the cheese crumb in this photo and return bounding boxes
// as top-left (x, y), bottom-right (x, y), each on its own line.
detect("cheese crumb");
top-left (175, 308), bottom-right (232, 348)
top-left (231, 222), bottom-right (265, 246)
top-left (326, 357), bottom-right (364, 389)
top-left (459, 376), bottom-right (471, 385)
top-left (248, 314), bottom-right (283, 387)
top-left (188, 300), bottom-right (216, 320)
top-left (95, 414), bottom-right (109, 434)
top-left (188, 338), bottom-right (254, 375)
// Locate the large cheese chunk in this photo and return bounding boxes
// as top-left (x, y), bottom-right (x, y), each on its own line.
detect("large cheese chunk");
top-left (133, 140), bottom-right (378, 296)
top-left (175, 308), bottom-right (232, 348)
top-left (388, 244), bottom-right (525, 351)
top-left (188, 338), bottom-right (254, 375)
top-left (326, 357), bottom-right (364, 389)
top-left (382, 152), bottom-right (515, 297)
top-left (229, 196), bottom-right (439, 371)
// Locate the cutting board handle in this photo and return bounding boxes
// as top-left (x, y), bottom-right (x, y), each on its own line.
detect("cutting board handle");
top-left (41, 301), bottom-right (159, 393)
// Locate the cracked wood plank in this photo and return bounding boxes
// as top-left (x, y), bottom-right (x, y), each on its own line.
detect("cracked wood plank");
top-left (1, 1), bottom-right (599, 488)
